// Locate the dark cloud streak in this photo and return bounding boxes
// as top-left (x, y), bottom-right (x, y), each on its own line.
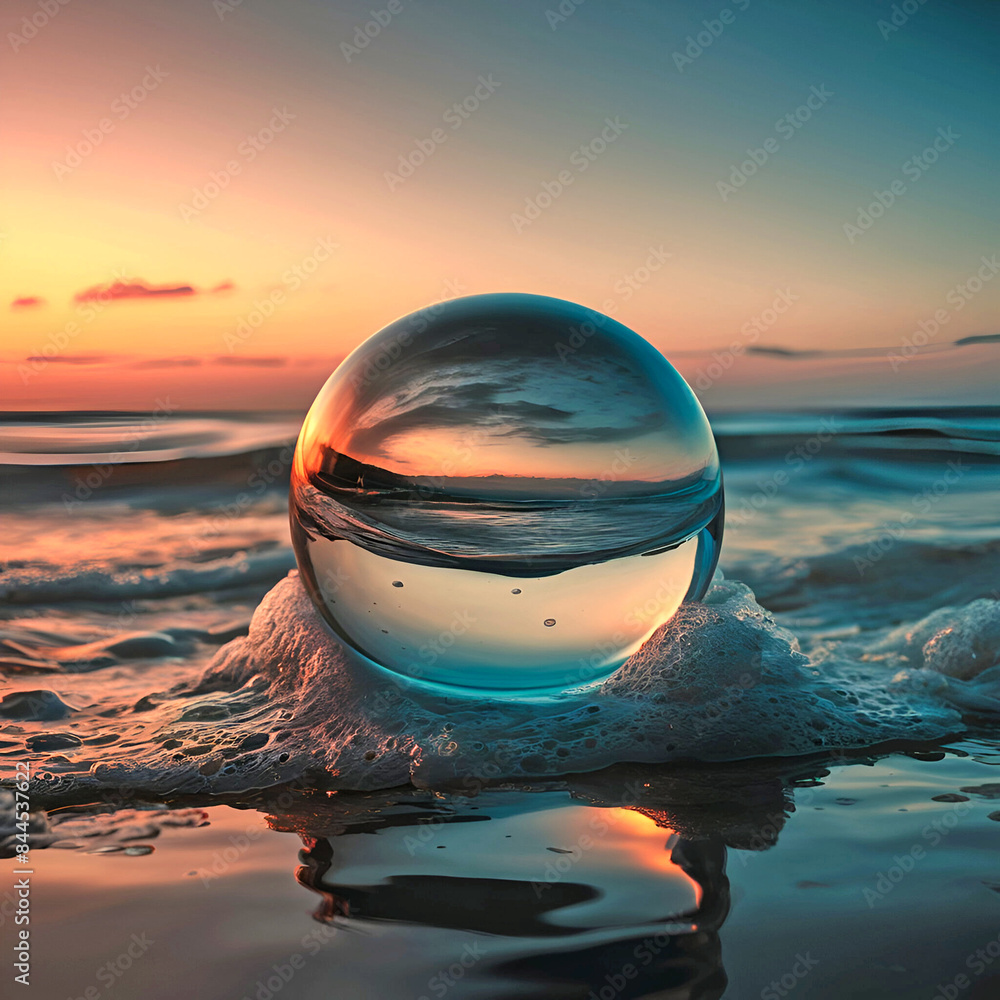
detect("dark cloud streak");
top-left (72, 279), bottom-right (236, 303)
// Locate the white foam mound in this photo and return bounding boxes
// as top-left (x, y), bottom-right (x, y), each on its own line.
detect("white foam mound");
top-left (92, 570), bottom-right (969, 793)
top-left (865, 598), bottom-right (1000, 714)
top-left (57, 571), bottom-right (1000, 800)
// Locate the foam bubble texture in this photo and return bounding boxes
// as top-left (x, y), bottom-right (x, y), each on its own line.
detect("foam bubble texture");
top-left (32, 571), bottom-right (994, 802)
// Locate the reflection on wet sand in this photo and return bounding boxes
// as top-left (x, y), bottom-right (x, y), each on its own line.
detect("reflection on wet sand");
top-left (263, 760), bottom-right (804, 999)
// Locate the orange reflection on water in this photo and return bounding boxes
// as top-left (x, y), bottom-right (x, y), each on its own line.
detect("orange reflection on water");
top-left (589, 806), bottom-right (703, 901)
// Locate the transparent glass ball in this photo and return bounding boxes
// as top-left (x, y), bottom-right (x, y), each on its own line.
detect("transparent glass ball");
top-left (290, 293), bottom-right (722, 692)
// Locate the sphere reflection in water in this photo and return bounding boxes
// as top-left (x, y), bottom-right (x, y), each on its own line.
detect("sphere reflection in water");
top-left (290, 293), bottom-right (722, 691)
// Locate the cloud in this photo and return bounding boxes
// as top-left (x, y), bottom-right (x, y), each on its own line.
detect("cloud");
top-left (11, 296), bottom-right (44, 309)
top-left (211, 356), bottom-right (287, 367)
top-left (74, 280), bottom-right (197, 303)
top-left (130, 356), bottom-right (203, 369)
top-left (955, 333), bottom-right (1000, 346)
top-left (345, 373), bottom-right (664, 460)
top-left (747, 345), bottom-right (820, 358)
top-left (70, 278), bottom-right (235, 301)
top-left (24, 353), bottom-right (111, 365)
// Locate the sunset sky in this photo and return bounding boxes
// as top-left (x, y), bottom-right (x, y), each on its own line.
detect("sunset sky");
top-left (2, 0), bottom-right (997, 408)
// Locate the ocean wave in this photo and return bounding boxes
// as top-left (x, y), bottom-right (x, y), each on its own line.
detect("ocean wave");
top-left (0, 411), bottom-right (301, 466)
top-left (0, 549), bottom-right (295, 606)
top-left (730, 540), bottom-right (1000, 625)
top-left (3, 408), bottom-right (999, 470)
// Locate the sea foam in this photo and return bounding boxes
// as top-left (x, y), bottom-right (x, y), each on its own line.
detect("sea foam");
top-left (28, 570), bottom-right (988, 801)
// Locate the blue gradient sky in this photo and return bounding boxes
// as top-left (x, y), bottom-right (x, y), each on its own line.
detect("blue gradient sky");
top-left (3, 0), bottom-right (997, 383)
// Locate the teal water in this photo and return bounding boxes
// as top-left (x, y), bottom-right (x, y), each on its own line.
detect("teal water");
top-left (13, 741), bottom-right (1000, 999)
top-left (2, 406), bottom-right (999, 998)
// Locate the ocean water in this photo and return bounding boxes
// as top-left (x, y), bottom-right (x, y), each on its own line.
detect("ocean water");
top-left (2, 405), bottom-right (1000, 999)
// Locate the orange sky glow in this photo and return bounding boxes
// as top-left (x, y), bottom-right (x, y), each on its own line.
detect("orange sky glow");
top-left (2, 0), bottom-right (996, 410)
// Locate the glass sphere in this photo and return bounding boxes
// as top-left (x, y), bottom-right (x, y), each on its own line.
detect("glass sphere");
top-left (290, 293), bottom-right (722, 692)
